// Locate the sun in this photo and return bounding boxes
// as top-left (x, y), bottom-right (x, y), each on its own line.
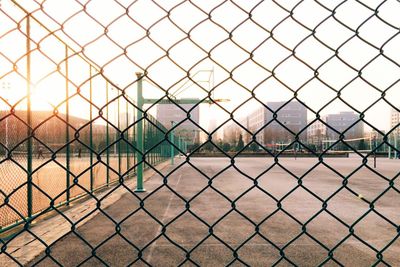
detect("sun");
top-left (31, 80), bottom-right (66, 111)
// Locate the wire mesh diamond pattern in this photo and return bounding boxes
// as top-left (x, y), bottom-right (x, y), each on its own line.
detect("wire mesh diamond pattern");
top-left (0, 0), bottom-right (400, 266)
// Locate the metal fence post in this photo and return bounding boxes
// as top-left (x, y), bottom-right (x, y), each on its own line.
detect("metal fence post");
top-left (159, 123), bottom-right (161, 162)
top-left (154, 121), bottom-right (157, 163)
top-left (373, 136), bottom-right (377, 168)
top-left (135, 72), bottom-right (145, 192)
top-left (65, 45), bottom-right (70, 204)
top-left (26, 15), bottom-right (33, 219)
top-left (149, 120), bottom-right (152, 165)
top-left (178, 137), bottom-right (181, 157)
top-left (184, 140), bottom-right (187, 154)
top-left (152, 120), bottom-right (155, 165)
top-left (126, 98), bottom-right (129, 176)
top-left (89, 66), bottom-right (93, 193)
top-left (170, 121), bottom-right (175, 165)
top-left (117, 89), bottom-right (121, 177)
top-left (133, 104), bottom-right (136, 174)
top-left (106, 82), bottom-right (110, 186)
top-left (163, 126), bottom-right (166, 160)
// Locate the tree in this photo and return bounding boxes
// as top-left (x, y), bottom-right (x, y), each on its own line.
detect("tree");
top-left (308, 144), bottom-right (317, 152)
top-left (236, 134), bottom-right (244, 151)
top-left (222, 142), bottom-right (231, 152)
top-left (249, 142), bottom-right (258, 152)
top-left (187, 143), bottom-right (200, 153)
top-left (203, 141), bottom-right (214, 151)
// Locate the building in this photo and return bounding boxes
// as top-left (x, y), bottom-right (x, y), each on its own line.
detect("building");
top-left (247, 101), bottom-right (307, 145)
top-left (224, 101), bottom-right (308, 147)
top-left (208, 119), bottom-right (222, 141)
top-left (156, 104), bottom-right (200, 144)
top-left (307, 119), bottom-right (327, 149)
top-left (247, 107), bottom-right (266, 145)
top-left (306, 111), bottom-right (364, 151)
top-left (391, 108), bottom-right (400, 136)
top-left (325, 111), bottom-right (363, 139)
top-left (266, 101), bottom-right (307, 143)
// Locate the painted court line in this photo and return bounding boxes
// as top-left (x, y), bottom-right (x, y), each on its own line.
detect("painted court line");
top-left (146, 173), bottom-right (183, 263)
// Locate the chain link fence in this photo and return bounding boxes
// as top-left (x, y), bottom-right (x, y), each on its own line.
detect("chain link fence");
top-left (0, 1), bottom-right (181, 230)
top-left (1, 0), bottom-right (400, 266)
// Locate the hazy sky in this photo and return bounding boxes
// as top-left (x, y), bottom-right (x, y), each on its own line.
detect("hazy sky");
top-left (1, 0), bottom-right (400, 133)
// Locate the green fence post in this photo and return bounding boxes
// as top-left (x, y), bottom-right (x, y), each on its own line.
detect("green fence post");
top-left (133, 109), bottom-right (136, 167)
top-left (161, 131), bottom-right (165, 160)
top-left (65, 45), bottom-right (70, 204)
top-left (150, 120), bottom-right (153, 165)
top-left (178, 137), bottom-right (181, 156)
top-left (152, 120), bottom-right (155, 165)
top-left (126, 98), bottom-right (129, 176)
top-left (135, 72), bottom-right (145, 192)
top-left (158, 124), bottom-right (160, 162)
top-left (133, 105), bottom-right (136, 174)
top-left (106, 82), bottom-right (110, 185)
top-left (152, 119), bottom-right (155, 165)
top-left (170, 121), bottom-right (175, 165)
top-left (144, 120), bottom-right (147, 169)
top-left (161, 125), bottom-right (164, 160)
top-left (154, 121), bottom-right (157, 163)
top-left (118, 89), bottom-right (121, 177)
top-left (175, 136), bottom-right (178, 155)
top-left (89, 66), bottom-right (93, 193)
top-left (372, 136), bottom-right (376, 168)
top-left (26, 15), bottom-right (33, 219)
top-left (164, 125), bottom-right (167, 160)
top-left (148, 121), bottom-right (150, 166)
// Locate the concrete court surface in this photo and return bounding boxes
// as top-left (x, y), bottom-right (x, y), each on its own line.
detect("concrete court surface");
top-left (27, 156), bottom-right (400, 266)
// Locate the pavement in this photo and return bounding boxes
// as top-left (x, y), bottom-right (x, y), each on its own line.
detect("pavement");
top-left (20, 156), bottom-right (400, 266)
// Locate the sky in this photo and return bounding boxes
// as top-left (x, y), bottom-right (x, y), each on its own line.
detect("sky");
top-left (1, 0), bottom-right (400, 133)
